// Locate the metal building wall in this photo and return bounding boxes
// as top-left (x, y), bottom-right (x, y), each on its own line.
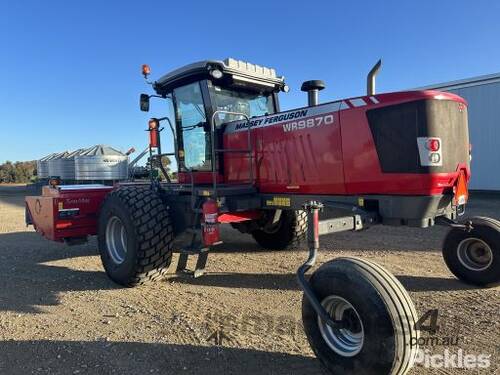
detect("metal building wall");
top-left (420, 76), bottom-right (500, 191)
top-left (446, 83), bottom-right (500, 190)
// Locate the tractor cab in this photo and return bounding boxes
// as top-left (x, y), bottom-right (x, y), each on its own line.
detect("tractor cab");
top-left (141, 58), bottom-right (287, 182)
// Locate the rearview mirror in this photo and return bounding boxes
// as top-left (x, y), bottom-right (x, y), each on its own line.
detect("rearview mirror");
top-left (140, 94), bottom-right (150, 112)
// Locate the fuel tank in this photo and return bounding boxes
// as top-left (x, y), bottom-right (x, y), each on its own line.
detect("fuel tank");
top-left (223, 90), bottom-right (470, 196)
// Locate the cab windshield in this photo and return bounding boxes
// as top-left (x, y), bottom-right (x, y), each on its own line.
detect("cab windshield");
top-left (210, 86), bottom-right (275, 125)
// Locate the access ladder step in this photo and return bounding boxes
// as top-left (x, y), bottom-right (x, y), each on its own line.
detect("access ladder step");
top-left (175, 251), bottom-right (210, 278)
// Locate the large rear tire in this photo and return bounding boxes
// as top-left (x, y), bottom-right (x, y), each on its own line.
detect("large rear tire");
top-left (302, 257), bottom-right (419, 375)
top-left (442, 216), bottom-right (500, 287)
top-left (98, 187), bottom-right (173, 287)
top-left (251, 210), bottom-right (307, 250)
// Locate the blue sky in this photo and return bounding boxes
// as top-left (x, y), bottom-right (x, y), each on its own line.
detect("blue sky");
top-left (1, 0), bottom-right (499, 163)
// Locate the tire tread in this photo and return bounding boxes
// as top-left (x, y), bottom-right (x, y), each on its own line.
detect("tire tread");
top-left (100, 186), bottom-right (173, 286)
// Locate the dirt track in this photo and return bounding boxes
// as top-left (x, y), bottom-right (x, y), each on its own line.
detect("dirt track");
top-left (0, 185), bottom-right (498, 374)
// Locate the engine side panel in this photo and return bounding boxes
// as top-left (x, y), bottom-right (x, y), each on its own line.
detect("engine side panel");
top-left (223, 90), bottom-right (470, 197)
top-left (341, 93), bottom-right (470, 195)
top-left (223, 102), bottom-right (345, 194)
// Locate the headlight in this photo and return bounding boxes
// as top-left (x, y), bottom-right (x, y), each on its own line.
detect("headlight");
top-left (210, 69), bottom-right (223, 79)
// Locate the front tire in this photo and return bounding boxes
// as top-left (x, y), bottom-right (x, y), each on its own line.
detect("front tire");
top-left (98, 187), bottom-right (173, 287)
top-left (302, 257), bottom-right (419, 375)
top-left (442, 216), bottom-right (500, 287)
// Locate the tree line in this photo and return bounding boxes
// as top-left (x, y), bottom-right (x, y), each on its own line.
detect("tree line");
top-left (0, 161), bottom-right (37, 183)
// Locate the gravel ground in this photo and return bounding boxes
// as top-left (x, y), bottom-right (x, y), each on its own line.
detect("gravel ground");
top-left (0, 184), bottom-right (498, 374)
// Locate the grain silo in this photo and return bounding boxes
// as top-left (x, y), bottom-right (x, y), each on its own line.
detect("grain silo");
top-left (36, 153), bottom-right (57, 179)
top-left (46, 148), bottom-right (85, 181)
top-left (47, 151), bottom-right (69, 178)
top-left (75, 145), bottom-right (128, 181)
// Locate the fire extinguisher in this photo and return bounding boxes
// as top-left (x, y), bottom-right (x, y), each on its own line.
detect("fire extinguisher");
top-left (202, 199), bottom-right (219, 246)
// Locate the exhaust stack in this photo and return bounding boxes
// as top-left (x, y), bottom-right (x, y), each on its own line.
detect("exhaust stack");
top-left (301, 80), bottom-right (326, 106)
top-left (367, 59), bottom-right (382, 95)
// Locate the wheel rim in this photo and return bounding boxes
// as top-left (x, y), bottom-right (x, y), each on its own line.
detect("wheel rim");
top-left (317, 295), bottom-right (364, 357)
top-left (105, 216), bottom-right (128, 264)
top-left (457, 237), bottom-right (493, 272)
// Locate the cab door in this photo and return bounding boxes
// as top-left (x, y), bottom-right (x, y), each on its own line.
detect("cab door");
top-left (173, 82), bottom-right (212, 173)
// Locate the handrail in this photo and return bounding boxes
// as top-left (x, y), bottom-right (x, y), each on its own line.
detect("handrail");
top-left (156, 116), bottom-right (179, 166)
top-left (147, 116), bottom-right (178, 185)
top-left (209, 110), bottom-right (253, 198)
